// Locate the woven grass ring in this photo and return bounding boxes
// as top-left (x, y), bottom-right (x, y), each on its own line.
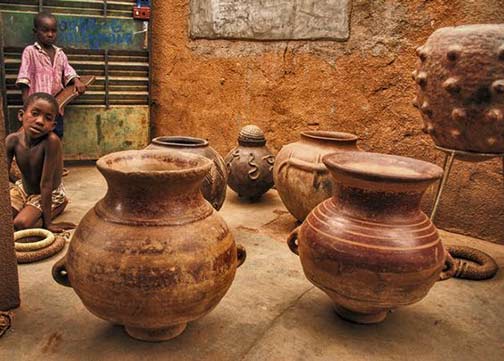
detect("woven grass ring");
top-left (14, 228), bottom-right (55, 251)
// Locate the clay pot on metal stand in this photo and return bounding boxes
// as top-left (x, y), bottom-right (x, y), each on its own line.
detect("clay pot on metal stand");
top-left (225, 125), bottom-right (275, 201)
top-left (413, 24), bottom-right (504, 154)
top-left (273, 131), bottom-right (360, 221)
top-left (52, 149), bottom-right (246, 341)
top-left (146, 136), bottom-right (227, 210)
top-left (287, 151), bottom-right (456, 324)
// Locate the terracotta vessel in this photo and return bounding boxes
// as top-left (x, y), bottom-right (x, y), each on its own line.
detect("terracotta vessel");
top-left (288, 151), bottom-right (455, 324)
top-left (225, 125), bottom-right (275, 200)
top-left (413, 24), bottom-right (504, 154)
top-left (146, 136), bottom-right (227, 210)
top-left (52, 150), bottom-right (246, 341)
top-left (273, 131), bottom-right (359, 221)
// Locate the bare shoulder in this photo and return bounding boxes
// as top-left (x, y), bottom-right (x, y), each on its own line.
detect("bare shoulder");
top-left (44, 132), bottom-right (63, 151)
top-left (5, 132), bottom-right (21, 148)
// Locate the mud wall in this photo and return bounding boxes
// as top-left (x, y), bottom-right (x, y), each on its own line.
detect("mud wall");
top-left (151, 0), bottom-right (504, 243)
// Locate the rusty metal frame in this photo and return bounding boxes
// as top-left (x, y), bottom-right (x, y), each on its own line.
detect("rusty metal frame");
top-left (430, 145), bottom-right (504, 221)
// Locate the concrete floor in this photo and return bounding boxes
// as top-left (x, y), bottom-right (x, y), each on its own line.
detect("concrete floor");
top-left (1, 164), bottom-right (504, 361)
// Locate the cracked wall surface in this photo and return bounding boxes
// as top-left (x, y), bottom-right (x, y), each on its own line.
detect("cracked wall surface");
top-left (190, 0), bottom-right (351, 40)
top-left (151, 0), bottom-right (504, 243)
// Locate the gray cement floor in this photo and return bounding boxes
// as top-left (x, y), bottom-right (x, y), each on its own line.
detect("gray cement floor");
top-left (1, 165), bottom-right (504, 361)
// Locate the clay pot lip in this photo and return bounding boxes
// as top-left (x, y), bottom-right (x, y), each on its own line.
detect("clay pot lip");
top-left (96, 149), bottom-right (212, 178)
top-left (322, 151), bottom-right (443, 184)
top-left (151, 136), bottom-right (209, 148)
top-left (301, 130), bottom-right (359, 143)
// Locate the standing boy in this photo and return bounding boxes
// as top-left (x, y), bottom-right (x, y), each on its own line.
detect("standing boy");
top-left (16, 11), bottom-right (86, 138)
top-left (6, 93), bottom-right (74, 232)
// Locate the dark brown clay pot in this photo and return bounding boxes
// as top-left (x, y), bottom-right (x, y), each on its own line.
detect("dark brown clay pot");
top-left (52, 150), bottom-right (246, 341)
top-left (288, 151), bottom-right (455, 324)
top-left (146, 136), bottom-right (227, 210)
top-left (413, 24), bottom-right (504, 154)
top-left (273, 131), bottom-right (360, 221)
top-left (225, 125), bottom-right (275, 200)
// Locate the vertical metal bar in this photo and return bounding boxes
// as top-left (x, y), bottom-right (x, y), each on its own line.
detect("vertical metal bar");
top-left (103, 0), bottom-right (108, 18)
top-left (431, 151), bottom-right (456, 221)
top-left (39, 0), bottom-right (43, 12)
top-left (147, 15), bottom-right (153, 141)
top-left (104, 49), bottom-right (110, 109)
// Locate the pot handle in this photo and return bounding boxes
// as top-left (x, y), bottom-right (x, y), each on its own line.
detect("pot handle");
top-left (287, 227), bottom-right (300, 256)
top-left (52, 257), bottom-right (72, 288)
top-left (236, 244), bottom-right (247, 268)
top-left (439, 248), bottom-right (457, 281)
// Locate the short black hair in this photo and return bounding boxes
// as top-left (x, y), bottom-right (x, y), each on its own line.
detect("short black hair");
top-left (33, 11), bottom-right (57, 29)
top-left (23, 92), bottom-right (59, 115)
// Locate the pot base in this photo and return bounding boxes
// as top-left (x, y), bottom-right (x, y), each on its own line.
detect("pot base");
top-left (124, 323), bottom-right (187, 342)
top-left (334, 305), bottom-right (388, 324)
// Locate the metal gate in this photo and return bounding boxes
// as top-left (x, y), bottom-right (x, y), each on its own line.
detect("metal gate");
top-left (0, 0), bottom-right (150, 159)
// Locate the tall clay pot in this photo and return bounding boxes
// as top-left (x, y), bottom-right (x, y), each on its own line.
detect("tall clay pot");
top-left (225, 125), bottom-right (275, 200)
top-left (288, 151), bottom-right (455, 324)
top-left (273, 131), bottom-right (359, 221)
top-left (52, 150), bottom-right (246, 341)
top-left (146, 136), bottom-right (227, 210)
top-left (413, 24), bottom-right (504, 154)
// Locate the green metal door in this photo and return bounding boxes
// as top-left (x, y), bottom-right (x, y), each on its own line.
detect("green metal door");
top-left (0, 0), bottom-right (150, 159)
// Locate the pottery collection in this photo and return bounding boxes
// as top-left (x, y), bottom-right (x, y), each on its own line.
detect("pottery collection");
top-left (146, 136), bottom-right (228, 210)
top-left (52, 150), bottom-right (246, 341)
top-left (288, 151), bottom-right (455, 324)
top-left (225, 125), bottom-right (275, 200)
top-left (413, 24), bottom-right (504, 154)
top-left (273, 131), bottom-right (360, 221)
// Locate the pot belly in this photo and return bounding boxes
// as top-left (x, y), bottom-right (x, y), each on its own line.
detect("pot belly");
top-left (66, 208), bottom-right (237, 329)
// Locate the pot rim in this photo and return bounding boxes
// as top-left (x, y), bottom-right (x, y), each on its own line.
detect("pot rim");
top-left (322, 151), bottom-right (443, 184)
top-left (151, 136), bottom-right (209, 148)
top-left (96, 149), bottom-right (212, 178)
top-left (301, 130), bottom-right (359, 143)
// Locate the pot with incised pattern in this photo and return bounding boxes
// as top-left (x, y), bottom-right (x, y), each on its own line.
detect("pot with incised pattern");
top-left (146, 136), bottom-right (227, 210)
top-left (52, 149), bottom-right (246, 341)
top-left (225, 125), bottom-right (275, 201)
top-left (287, 151), bottom-right (456, 324)
top-left (413, 24), bottom-right (504, 155)
top-left (273, 130), bottom-right (360, 221)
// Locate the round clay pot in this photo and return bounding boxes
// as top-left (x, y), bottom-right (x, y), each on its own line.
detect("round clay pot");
top-left (225, 125), bottom-right (275, 200)
top-left (146, 136), bottom-right (227, 210)
top-left (288, 151), bottom-right (455, 324)
top-left (52, 149), bottom-right (246, 341)
top-left (413, 24), bottom-right (504, 154)
top-left (273, 130), bottom-right (359, 221)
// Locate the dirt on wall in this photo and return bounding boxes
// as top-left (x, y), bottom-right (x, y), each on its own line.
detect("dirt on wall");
top-left (151, 0), bottom-right (504, 244)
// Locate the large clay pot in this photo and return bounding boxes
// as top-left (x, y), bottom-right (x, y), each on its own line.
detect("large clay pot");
top-left (52, 149), bottom-right (246, 341)
top-left (273, 131), bottom-right (359, 221)
top-left (288, 151), bottom-right (455, 324)
top-left (146, 136), bottom-right (227, 210)
top-left (413, 24), bottom-right (504, 153)
top-left (225, 125), bottom-right (275, 200)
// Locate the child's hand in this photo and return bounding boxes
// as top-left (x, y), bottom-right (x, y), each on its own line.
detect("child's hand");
top-left (73, 78), bottom-right (87, 95)
top-left (46, 222), bottom-right (77, 233)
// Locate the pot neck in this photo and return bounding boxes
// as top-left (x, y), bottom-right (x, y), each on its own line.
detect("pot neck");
top-left (331, 183), bottom-right (426, 223)
top-left (95, 167), bottom-right (212, 226)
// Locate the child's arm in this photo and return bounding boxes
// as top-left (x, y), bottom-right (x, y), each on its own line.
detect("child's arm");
top-left (40, 134), bottom-right (74, 232)
top-left (61, 52), bottom-right (86, 94)
top-left (5, 134), bottom-right (18, 183)
top-left (16, 47), bottom-right (33, 100)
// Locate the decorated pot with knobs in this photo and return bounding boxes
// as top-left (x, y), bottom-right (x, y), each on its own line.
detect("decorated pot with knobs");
top-left (146, 136), bottom-right (227, 210)
top-left (52, 149), bottom-right (246, 341)
top-left (273, 130), bottom-right (360, 221)
top-left (225, 125), bottom-right (275, 200)
top-left (287, 151), bottom-right (456, 324)
top-left (413, 24), bottom-right (504, 154)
